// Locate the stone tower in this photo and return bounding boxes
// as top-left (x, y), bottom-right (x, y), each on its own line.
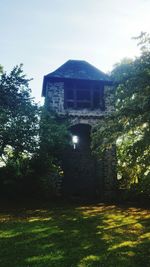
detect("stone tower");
top-left (42, 60), bottom-right (116, 200)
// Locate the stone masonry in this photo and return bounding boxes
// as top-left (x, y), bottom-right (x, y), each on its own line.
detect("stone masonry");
top-left (45, 82), bottom-right (114, 126)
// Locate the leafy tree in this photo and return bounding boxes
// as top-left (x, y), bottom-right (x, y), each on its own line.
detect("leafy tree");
top-left (34, 108), bottom-right (70, 198)
top-left (92, 33), bottom-right (150, 197)
top-left (39, 108), bottom-right (70, 158)
top-left (0, 65), bottom-right (71, 199)
top-left (0, 64), bottom-right (39, 161)
top-left (0, 65), bottom-right (40, 198)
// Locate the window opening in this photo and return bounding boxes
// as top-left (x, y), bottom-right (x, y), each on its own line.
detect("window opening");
top-left (65, 85), bottom-right (105, 110)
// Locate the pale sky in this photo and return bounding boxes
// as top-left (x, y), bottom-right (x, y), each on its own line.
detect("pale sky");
top-left (0, 0), bottom-right (150, 104)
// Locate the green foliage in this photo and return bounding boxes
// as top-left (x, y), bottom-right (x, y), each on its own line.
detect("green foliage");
top-left (0, 64), bottom-right (39, 159)
top-left (92, 33), bottom-right (150, 196)
top-left (0, 65), bottom-right (40, 198)
top-left (0, 65), bottom-right (41, 198)
top-left (39, 108), bottom-right (70, 158)
top-left (0, 154), bottom-right (38, 198)
top-left (35, 108), bottom-right (70, 198)
top-left (0, 65), bottom-right (70, 199)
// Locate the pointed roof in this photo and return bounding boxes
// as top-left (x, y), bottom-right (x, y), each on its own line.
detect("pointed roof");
top-left (42, 60), bottom-right (111, 96)
top-left (46, 60), bottom-right (110, 80)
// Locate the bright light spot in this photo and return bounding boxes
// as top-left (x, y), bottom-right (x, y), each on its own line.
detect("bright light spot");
top-left (72, 135), bottom-right (78, 144)
top-left (72, 135), bottom-right (79, 149)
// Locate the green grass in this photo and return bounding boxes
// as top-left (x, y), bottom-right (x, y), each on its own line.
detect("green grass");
top-left (0, 202), bottom-right (150, 267)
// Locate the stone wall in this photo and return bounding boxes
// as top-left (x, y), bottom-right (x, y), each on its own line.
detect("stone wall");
top-left (45, 82), bottom-right (114, 126)
top-left (46, 82), bottom-right (64, 113)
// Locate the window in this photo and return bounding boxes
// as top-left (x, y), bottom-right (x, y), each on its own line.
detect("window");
top-left (64, 83), bottom-right (105, 110)
top-left (76, 90), bottom-right (90, 101)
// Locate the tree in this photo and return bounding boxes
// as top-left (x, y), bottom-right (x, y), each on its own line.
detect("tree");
top-left (0, 64), bottom-right (39, 161)
top-left (0, 65), bottom-right (40, 198)
top-left (0, 65), bottom-right (71, 199)
top-left (92, 33), bottom-right (150, 197)
top-left (34, 108), bottom-right (70, 198)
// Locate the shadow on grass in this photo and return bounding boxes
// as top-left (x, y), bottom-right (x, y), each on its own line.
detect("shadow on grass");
top-left (0, 203), bottom-right (149, 267)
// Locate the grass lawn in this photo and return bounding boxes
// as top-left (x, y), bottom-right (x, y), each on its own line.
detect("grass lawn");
top-left (0, 201), bottom-right (150, 267)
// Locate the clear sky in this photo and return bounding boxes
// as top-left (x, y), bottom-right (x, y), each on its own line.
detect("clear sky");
top-left (0, 0), bottom-right (150, 104)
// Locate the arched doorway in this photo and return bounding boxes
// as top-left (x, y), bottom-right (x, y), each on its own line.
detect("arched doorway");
top-left (62, 123), bottom-right (98, 200)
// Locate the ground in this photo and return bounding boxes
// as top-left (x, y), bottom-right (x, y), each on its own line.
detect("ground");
top-left (0, 202), bottom-right (150, 267)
